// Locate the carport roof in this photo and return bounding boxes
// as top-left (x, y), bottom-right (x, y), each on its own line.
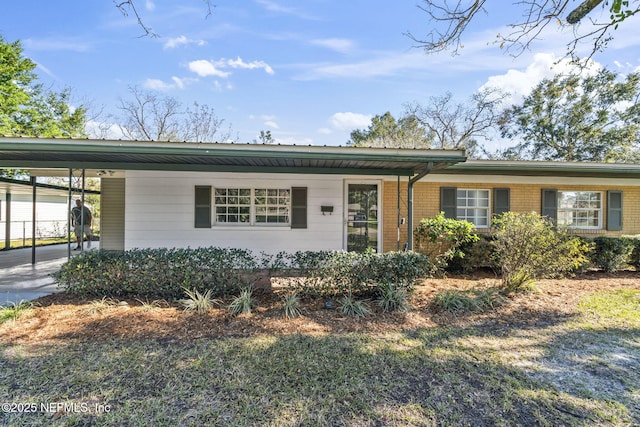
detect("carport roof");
top-left (0, 137), bottom-right (467, 177)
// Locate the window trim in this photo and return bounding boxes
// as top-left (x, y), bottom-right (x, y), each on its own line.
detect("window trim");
top-left (556, 190), bottom-right (603, 230)
top-left (212, 187), bottom-right (291, 227)
top-left (456, 188), bottom-right (491, 228)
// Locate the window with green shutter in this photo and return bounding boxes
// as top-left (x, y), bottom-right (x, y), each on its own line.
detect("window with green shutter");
top-left (493, 188), bottom-right (510, 216)
top-left (194, 186), bottom-right (212, 228)
top-left (440, 187), bottom-right (457, 219)
top-left (541, 189), bottom-right (558, 222)
top-left (291, 187), bottom-right (307, 229)
top-left (607, 190), bottom-right (623, 231)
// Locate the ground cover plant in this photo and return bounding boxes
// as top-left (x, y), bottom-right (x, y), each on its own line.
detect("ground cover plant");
top-left (1, 271), bottom-right (639, 426)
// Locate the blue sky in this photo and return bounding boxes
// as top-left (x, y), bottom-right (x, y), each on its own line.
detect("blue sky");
top-left (2, 1), bottom-right (640, 148)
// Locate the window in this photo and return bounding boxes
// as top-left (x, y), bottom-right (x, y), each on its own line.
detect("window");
top-left (213, 188), bottom-right (290, 225)
top-left (254, 189), bottom-right (290, 224)
top-left (557, 191), bottom-right (602, 229)
top-left (456, 189), bottom-right (490, 227)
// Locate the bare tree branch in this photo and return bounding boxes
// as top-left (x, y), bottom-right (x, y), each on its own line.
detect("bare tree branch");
top-left (409, 0), bottom-right (639, 66)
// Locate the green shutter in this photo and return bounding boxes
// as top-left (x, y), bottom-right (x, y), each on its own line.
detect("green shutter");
top-left (440, 187), bottom-right (457, 219)
top-left (291, 187), bottom-right (307, 229)
top-left (607, 190), bottom-right (623, 231)
top-left (541, 189), bottom-right (557, 221)
top-left (493, 188), bottom-right (510, 216)
top-left (194, 186), bottom-right (211, 228)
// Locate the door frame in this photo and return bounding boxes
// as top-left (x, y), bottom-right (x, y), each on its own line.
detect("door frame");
top-left (343, 179), bottom-right (382, 252)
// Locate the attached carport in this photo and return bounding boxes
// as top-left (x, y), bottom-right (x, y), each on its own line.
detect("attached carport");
top-left (0, 136), bottom-right (467, 255)
top-left (0, 176), bottom-right (100, 263)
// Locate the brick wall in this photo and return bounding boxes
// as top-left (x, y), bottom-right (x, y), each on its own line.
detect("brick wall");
top-left (382, 180), bottom-right (640, 252)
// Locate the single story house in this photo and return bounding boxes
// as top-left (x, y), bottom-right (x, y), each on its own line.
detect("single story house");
top-left (1, 137), bottom-right (639, 255)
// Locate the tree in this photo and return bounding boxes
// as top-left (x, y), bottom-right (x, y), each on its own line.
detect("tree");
top-left (115, 86), bottom-right (233, 142)
top-left (406, 88), bottom-right (507, 157)
top-left (498, 68), bottom-right (640, 162)
top-left (0, 36), bottom-right (87, 177)
top-left (348, 112), bottom-right (432, 148)
top-left (253, 130), bottom-right (274, 144)
top-left (408, 0), bottom-right (640, 65)
top-left (114, 0), bottom-right (214, 37)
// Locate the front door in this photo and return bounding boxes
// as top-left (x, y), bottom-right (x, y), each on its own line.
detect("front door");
top-left (345, 182), bottom-right (380, 252)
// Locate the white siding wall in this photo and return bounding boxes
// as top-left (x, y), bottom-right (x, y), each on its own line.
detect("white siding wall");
top-left (124, 171), bottom-right (347, 253)
top-left (0, 196), bottom-right (69, 241)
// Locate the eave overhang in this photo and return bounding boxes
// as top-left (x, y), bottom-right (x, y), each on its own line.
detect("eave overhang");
top-left (0, 137), bottom-right (467, 177)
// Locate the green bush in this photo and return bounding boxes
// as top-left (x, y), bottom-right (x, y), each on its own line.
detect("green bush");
top-left (627, 237), bottom-right (640, 269)
top-left (491, 212), bottom-right (591, 293)
top-left (414, 212), bottom-right (479, 270)
top-left (54, 247), bottom-right (257, 299)
top-left (288, 250), bottom-right (435, 297)
top-left (446, 234), bottom-right (497, 274)
top-left (590, 237), bottom-right (634, 272)
top-left (54, 247), bottom-right (435, 300)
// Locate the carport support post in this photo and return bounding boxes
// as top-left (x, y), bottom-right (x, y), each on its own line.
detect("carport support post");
top-left (67, 169), bottom-right (72, 259)
top-left (31, 176), bottom-right (36, 264)
top-left (407, 162), bottom-right (433, 251)
top-left (4, 193), bottom-right (10, 250)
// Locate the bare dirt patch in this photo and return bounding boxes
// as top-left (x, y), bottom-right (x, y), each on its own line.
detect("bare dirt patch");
top-left (3, 270), bottom-right (639, 345)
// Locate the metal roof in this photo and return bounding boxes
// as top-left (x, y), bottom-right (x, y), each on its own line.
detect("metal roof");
top-left (435, 159), bottom-right (640, 179)
top-left (0, 137), bottom-right (467, 177)
top-left (0, 177), bottom-right (101, 197)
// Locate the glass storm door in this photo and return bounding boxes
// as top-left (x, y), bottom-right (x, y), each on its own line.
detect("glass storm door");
top-left (346, 183), bottom-right (379, 252)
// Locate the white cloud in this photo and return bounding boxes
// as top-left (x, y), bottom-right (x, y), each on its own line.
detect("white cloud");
top-left (188, 60), bottom-right (231, 78)
top-left (163, 35), bottom-right (206, 49)
top-left (145, 0), bottom-right (155, 11)
top-left (264, 120), bottom-right (280, 129)
top-left (254, 0), bottom-right (316, 20)
top-left (227, 57), bottom-right (274, 74)
top-left (188, 57), bottom-right (274, 78)
top-left (479, 53), bottom-right (601, 103)
top-left (330, 112), bottom-right (372, 131)
top-left (311, 38), bottom-right (356, 54)
top-left (142, 76), bottom-right (196, 91)
top-left (317, 128), bottom-right (332, 135)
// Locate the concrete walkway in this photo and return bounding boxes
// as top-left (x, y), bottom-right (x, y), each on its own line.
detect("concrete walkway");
top-left (0, 244), bottom-right (92, 306)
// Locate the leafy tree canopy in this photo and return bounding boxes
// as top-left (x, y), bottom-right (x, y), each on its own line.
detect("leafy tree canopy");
top-left (0, 35), bottom-right (87, 177)
top-left (348, 112), bottom-right (432, 149)
top-left (498, 68), bottom-right (640, 162)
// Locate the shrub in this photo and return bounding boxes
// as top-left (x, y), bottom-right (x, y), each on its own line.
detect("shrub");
top-left (414, 213), bottom-right (479, 270)
top-left (491, 212), bottom-right (591, 293)
top-left (627, 237), bottom-right (640, 269)
top-left (288, 250), bottom-right (434, 297)
top-left (54, 247), bottom-right (257, 299)
top-left (446, 234), bottom-right (497, 274)
top-left (590, 237), bottom-right (634, 272)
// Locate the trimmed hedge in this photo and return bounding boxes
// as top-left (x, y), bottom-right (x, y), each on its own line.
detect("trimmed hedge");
top-left (54, 247), bottom-right (435, 299)
top-left (590, 237), bottom-right (635, 272)
top-left (54, 247), bottom-right (257, 299)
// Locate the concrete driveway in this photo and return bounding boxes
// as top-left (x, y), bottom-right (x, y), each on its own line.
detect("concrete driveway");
top-left (0, 244), bottom-right (87, 306)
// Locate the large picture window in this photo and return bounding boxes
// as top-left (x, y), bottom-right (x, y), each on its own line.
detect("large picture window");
top-left (456, 189), bottom-right (490, 227)
top-left (557, 191), bottom-right (602, 229)
top-left (214, 188), bottom-right (290, 225)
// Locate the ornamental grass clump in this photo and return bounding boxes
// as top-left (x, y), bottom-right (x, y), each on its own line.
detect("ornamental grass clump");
top-left (376, 282), bottom-right (411, 313)
top-left (179, 288), bottom-right (220, 313)
top-left (228, 287), bottom-right (255, 316)
top-left (281, 292), bottom-right (302, 319)
top-left (339, 292), bottom-right (372, 318)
